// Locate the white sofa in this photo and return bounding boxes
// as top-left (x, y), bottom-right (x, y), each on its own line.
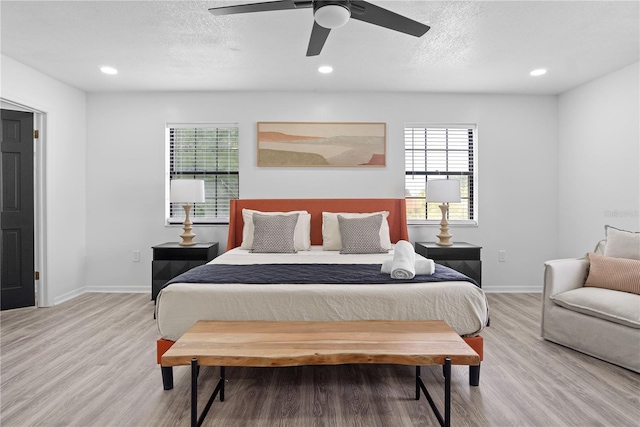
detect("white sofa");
top-left (541, 232), bottom-right (640, 373)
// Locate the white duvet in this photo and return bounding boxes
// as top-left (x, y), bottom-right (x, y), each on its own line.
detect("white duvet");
top-left (156, 247), bottom-right (489, 341)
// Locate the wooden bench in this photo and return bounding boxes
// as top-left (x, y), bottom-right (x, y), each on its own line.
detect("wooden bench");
top-left (162, 320), bottom-right (480, 427)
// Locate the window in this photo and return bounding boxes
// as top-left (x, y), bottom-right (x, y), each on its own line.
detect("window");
top-left (166, 123), bottom-right (239, 223)
top-left (404, 124), bottom-right (476, 223)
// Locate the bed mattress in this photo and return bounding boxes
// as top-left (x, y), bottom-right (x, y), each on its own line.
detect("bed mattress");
top-left (156, 247), bottom-right (489, 341)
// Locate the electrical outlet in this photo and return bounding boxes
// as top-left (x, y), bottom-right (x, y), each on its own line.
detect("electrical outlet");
top-left (498, 250), bottom-right (507, 262)
top-left (133, 250), bottom-right (141, 262)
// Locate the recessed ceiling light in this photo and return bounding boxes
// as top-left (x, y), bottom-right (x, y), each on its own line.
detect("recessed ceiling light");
top-left (530, 68), bottom-right (547, 77)
top-left (100, 66), bottom-right (118, 75)
top-left (318, 65), bottom-right (333, 74)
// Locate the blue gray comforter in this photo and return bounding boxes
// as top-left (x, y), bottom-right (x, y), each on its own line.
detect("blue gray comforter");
top-left (164, 263), bottom-right (478, 290)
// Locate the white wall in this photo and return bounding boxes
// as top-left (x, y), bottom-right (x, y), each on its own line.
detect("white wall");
top-left (1, 54), bottom-right (87, 305)
top-left (558, 62), bottom-right (640, 257)
top-left (86, 91), bottom-right (558, 292)
top-left (4, 55), bottom-right (637, 303)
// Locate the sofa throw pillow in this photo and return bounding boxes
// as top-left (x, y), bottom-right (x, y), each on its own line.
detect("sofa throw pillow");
top-left (603, 225), bottom-right (640, 260)
top-left (337, 214), bottom-right (388, 254)
top-left (250, 213), bottom-right (299, 253)
top-left (585, 252), bottom-right (640, 295)
top-left (322, 211), bottom-right (392, 251)
top-left (241, 209), bottom-right (311, 251)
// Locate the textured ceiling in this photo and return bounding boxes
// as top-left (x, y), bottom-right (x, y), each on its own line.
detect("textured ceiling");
top-left (1, 1), bottom-right (639, 94)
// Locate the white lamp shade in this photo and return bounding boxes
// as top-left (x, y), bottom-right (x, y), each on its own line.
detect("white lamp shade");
top-left (426, 179), bottom-right (461, 203)
top-left (170, 179), bottom-right (205, 203)
top-left (314, 4), bottom-right (350, 28)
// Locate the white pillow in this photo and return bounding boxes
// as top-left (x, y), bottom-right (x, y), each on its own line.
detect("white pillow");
top-left (322, 211), bottom-right (392, 251)
top-left (603, 226), bottom-right (640, 260)
top-left (241, 209), bottom-right (311, 251)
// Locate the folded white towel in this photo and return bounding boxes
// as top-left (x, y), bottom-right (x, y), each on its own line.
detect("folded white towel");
top-left (381, 257), bottom-right (435, 276)
top-left (390, 240), bottom-right (416, 279)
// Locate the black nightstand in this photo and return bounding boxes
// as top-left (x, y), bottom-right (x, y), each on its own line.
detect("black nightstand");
top-left (151, 242), bottom-right (219, 301)
top-left (414, 242), bottom-right (482, 287)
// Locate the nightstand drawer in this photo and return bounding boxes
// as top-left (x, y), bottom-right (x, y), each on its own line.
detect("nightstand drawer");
top-left (436, 260), bottom-right (482, 285)
top-left (152, 242), bottom-right (218, 261)
top-left (414, 242), bottom-right (482, 287)
top-left (415, 242), bottom-right (481, 261)
top-left (151, 242), bottom-right (218, 301)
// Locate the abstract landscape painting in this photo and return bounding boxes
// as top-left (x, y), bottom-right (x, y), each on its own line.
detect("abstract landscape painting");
top-left (257, 122), bottom-right (386, 167)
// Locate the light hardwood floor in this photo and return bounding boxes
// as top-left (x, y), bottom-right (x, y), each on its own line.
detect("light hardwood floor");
top-left (1, 293), bottom-right (638, 426)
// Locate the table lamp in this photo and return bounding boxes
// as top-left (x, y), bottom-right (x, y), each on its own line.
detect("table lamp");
top-left (170, 179), bottom-right (205, 246)
top-left (426, 179), bottom-right (461, 246)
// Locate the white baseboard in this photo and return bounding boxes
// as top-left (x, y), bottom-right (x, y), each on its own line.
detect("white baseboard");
top-left (51, 286), bottom-right (149, 305)
top-left (482, 285), bottom-right (542, 293)
top-left (53, 287), bottom-right (86, 305)
top-left (85, 286), bottom-right (149, 294)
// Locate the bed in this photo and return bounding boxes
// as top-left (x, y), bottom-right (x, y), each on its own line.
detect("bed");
top-left (156, 198), bottom-right (488, 390)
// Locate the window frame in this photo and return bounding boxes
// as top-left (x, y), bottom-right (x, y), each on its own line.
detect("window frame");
top-left (404, 123), bottom-right (478, 226)
top-left (165, 122), bottom-right (239, 225)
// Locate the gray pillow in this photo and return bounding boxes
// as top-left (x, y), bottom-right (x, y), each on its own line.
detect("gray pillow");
top-left (250, 213), bottom-right (299, 253)
top-left (338, 214), bottom-right (388, 254)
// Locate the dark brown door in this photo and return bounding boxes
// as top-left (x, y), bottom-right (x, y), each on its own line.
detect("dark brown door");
top-left (1, 109), bottom-right (35, 310)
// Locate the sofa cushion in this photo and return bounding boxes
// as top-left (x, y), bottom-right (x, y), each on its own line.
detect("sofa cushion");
top-left (550, 287), bottom-right (640, 328)
top-left (603, 225), bottom-right (640, 260)
top-left (585, 253), bottom-right (640, 295)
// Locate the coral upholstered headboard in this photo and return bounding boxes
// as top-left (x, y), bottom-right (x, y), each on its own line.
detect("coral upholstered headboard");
top-left (227, 198), bottom-right (409, 251)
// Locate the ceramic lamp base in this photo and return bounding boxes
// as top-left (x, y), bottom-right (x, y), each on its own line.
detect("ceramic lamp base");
top-left (179, 204), bottom-right (197, 246)
top-left (435, 203), bottom-right (453, 246)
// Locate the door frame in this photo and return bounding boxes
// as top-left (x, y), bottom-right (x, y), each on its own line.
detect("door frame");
top-left (1, 98), bottom-right (49, 307)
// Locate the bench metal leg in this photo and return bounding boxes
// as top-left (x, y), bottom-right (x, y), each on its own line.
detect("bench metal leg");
top-left (442, 363), bottom-right (480, 386)
top-left (191, 359), bottom-right (198, 427)
top-left (415, 358), bottom-right (452, 427)
top-left (190, 359), bottom-right (226, 427)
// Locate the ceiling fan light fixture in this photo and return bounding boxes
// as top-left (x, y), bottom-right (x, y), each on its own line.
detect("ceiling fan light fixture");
top-left (314, 4), bottom-right (350, 29)
top-left (209, 0), bottom-right (429, 57)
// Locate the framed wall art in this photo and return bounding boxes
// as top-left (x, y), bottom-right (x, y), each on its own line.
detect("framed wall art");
top-left (257, 122), bottom-right (386, 167)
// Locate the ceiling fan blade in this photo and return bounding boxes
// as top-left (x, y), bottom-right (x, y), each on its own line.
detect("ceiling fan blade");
top-left (349, 1), bottom-right (430, 37)
top-left (209, 0), bottom-right (312, 16)
top-left (306, 21), bottom-right (331, 56)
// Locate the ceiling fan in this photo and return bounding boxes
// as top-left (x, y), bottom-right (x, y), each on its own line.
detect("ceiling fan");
top-left (208, 0), bottom-right (430, 56)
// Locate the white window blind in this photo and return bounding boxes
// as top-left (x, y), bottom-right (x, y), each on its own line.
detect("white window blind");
top-left (405, 124), bottom-right (476, 223)
top-left (167, 123), bottom-right (239, 223)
